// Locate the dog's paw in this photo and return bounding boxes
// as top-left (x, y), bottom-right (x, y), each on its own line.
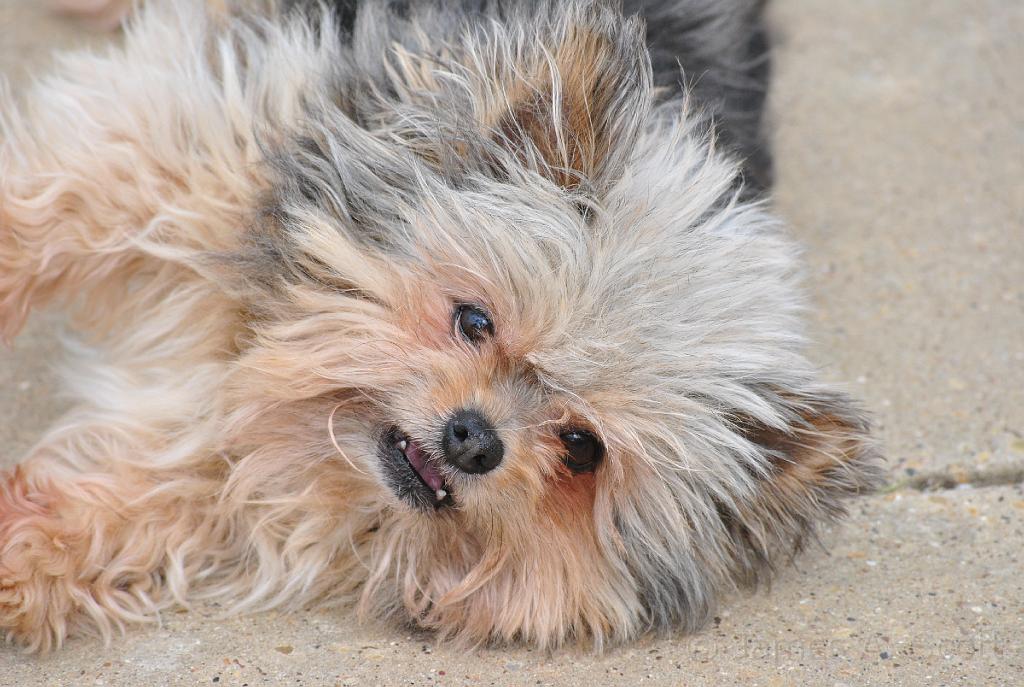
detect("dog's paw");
top-left (0, 527), bottom-right (72, 653)
top-left (0, 470), bottom-right (79, 652)
top-left (0, 467), bottom-right (174, 652)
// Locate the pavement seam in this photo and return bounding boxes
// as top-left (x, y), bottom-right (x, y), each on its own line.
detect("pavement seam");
top-left (881, 463), bottom-right (1024, 493)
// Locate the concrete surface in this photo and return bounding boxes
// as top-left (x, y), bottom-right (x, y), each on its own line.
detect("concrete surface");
top-left (771, 0), bottom-right (1024, 488)
top-left (2, 0), bottom-right (1022, 684)
top-left (3, 488), bottom-right (1022, 686)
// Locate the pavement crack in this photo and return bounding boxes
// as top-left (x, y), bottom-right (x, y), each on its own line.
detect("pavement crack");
top-left (883, 464), bottom-right (1024, 492)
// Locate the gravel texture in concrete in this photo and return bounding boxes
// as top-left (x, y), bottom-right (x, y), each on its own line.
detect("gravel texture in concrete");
top-left (2, 0), bottom-right (1022, 684)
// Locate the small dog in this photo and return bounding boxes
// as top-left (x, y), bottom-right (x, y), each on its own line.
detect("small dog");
top-left (0, 0), bottom-right (880, 652)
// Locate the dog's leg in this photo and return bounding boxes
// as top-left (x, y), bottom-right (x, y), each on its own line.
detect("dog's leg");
top-left (0, 362), bottom-right (372, 652)
top-left (0, 429), bottom-right (230, 652)
top-left (0, 269), bottom-right (242, 651)
top-left (0, 342), bottom-right (379, 653)
top-left (0, 2), bottom-right (315, 341)
top-left (0, 64), bottom-right (262, 341)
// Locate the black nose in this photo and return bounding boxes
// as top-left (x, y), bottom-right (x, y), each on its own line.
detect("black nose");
top-left (442, 409), bottom-right (504, 474)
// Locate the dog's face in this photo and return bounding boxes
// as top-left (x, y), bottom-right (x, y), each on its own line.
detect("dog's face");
top-left (227, 5), bottom-right (879, 647)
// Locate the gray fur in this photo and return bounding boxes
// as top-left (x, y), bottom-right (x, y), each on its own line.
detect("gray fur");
top-left (287, 0), bottom-right (772, 186)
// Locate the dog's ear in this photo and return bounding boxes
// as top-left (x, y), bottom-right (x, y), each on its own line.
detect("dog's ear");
top-left (386, 6), bottom-right (651, 195)
top-left (724, 390), bottom-right (882, 583)
top-left (478, 16), bottom-right (652, 194)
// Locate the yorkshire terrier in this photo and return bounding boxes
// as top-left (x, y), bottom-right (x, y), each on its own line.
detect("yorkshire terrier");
top-left (0, 0), bottom-right (881, 652)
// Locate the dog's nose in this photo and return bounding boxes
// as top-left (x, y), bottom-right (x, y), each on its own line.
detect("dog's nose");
top-left (442, 409), bottom-right (504, 474)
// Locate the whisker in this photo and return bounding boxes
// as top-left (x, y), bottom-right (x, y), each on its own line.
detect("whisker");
top-left (328, 400), bottom-right (368, 475)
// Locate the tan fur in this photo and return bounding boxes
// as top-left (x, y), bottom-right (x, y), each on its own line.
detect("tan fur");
top-left (0, 1), bottom-right (879, 652)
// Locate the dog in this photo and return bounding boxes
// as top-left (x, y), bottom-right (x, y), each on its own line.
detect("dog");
top-left (0, 0), bottom-right (881, 652)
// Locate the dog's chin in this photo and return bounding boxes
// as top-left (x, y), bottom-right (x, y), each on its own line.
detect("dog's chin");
top-left (378, 426), bottom-right (454, 511)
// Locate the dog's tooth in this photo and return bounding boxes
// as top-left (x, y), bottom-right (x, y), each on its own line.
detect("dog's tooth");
top-left (397, 440), bottom-right (407, 451)
top-left (435, 489), bottom-right (447, 501)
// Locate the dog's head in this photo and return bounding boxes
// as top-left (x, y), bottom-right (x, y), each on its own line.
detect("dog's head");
top-left (226, 2), bottom-right (880, 648)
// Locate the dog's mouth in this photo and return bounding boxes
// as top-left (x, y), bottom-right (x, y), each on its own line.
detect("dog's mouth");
top-left (378, 426), bottom-right (453, 510)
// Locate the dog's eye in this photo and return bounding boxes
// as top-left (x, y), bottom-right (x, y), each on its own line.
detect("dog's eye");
top-left (560, 430), bottom-right (603, 473)
top-left (455, 304), bottom-right (494, 343)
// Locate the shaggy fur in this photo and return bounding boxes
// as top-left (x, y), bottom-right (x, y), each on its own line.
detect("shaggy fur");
top-left (0, 0), bottom-right (881, 652)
